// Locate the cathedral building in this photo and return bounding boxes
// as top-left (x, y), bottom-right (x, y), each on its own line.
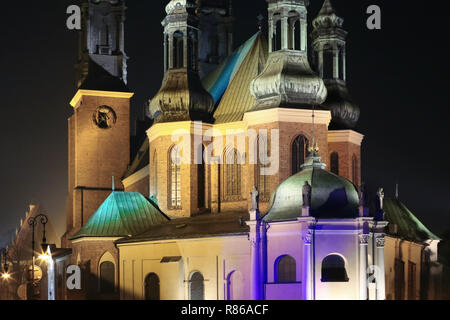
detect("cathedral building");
top-left (2, 0), bottom-right (441, 301)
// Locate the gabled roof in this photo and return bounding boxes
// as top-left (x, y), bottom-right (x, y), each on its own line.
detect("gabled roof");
top-left (123, 137), bottom-right (149, 179)
top-left (202, 32), bottom-right (268, 123)
top-left (70, 192), bottom-right (169, 240)
top-left (116, 211), bottom-right (249, 244)
top-left (383, 198), bottom-right (440, 242)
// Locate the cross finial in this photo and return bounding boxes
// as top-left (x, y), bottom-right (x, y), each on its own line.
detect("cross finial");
top-left (308, 106), bottom-right (319, 154)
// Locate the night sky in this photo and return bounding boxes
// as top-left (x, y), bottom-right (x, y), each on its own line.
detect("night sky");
top-left (1, 0), bottom-right (449, 247)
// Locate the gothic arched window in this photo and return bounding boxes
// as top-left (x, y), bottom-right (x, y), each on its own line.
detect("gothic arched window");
top-left (330, 152), bottom-right (339, 175)
top-left (256, 135), bottom-right (270, 200)
top-left (151, 150), bottom-right (158, 198)
top-left (321, 254), bottom-right (349, 282)
top-left (173, 30), bottom-right (184, 68)
top-left (276, 255), bottom-right (297, 283)
top-left (198, 144), bottom-right (205, 209)
top-left (99, 261), bottom-right (115, 293)
top-left (169, 145), bottom-right (181, 209)
top-left (190, 272), bottom-right (205, 300)
top-left (352, 155), bottom-right (359, 185)
top-left (223, 148), bottom-right (242, 200)
top-left (292, 135), bottom-right (310, 175)
top-left (144, 273), bottom-right (160, 300)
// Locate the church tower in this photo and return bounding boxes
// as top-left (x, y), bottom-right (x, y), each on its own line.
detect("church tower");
top-left (245, 0), bottom-right (330, 204)
top-left (76, 0), bottom-right (128, 87)
top-left (311, 0), bottom-right (360, 129)
top-left (197, 0), bottom-right (234, 77)
top-left (62, 0), bottom-right (133, 247)
top-left (147, 0), bottom-right (214, 218)
top-left (312, 0), bottom-right (363, 186)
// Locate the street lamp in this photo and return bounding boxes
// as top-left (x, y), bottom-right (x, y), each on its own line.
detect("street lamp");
top-left (27, 213), bottom-right (48, 298)
top-left (0, 248), bottom-right (11, 280)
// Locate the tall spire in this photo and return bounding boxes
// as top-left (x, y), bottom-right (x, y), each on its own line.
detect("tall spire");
top-left (311, 0), bottom-right (360, 129)
top-left (250, 0), bottom-right (327, 111)
top-left (76, 0), bottom-right (128, 88)
top-left (149, 0), bottom-right (214, 123)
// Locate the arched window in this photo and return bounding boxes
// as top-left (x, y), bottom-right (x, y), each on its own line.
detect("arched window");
top-left (169, 145), bottom-right (181, 209)
top-left (223, 148), bottom-right (241, 200)
top-left (276, 256), bottom-right (296, 283)
top-left (323, 49), bottom-right (334, 79)
top-left (256, 135), bottom-right (270, 200)
top-left (352, 155), bottom-right (359, 185)
top-left (144, 273), bottom-right (160, 300)
top-left (173, 31), bottom-right (184, 68)
top-left (292, 135), bottom-right (310, 175)
top-left (99, 261), bottom-right (115, 293)
top-left (151, 150), bottom-right (158, 198)
top-left (330, 152), bottom-right (339, 175)
top-left (321, 254), bottom-right (349, 282)
top-left (288, 11), bottom-right (301, 50)
top-left (272, 13), bottom-right (282, 51)
top-left (190, 272), bottom-right (205, 300)
top-left (197, 144), bottom-right (205, 209)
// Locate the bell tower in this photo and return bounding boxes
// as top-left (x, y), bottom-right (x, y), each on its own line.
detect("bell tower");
top-left (76, 0), bottom-right (128, 87)
top-left (312, 0), bottom-right (363, 186)
top-left (147, 0), bottom-right (214, 219)
top-left (62, 0), bottom-right (133, 247)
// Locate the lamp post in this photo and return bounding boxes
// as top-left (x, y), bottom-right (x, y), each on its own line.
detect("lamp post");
top-left (0, 248), bottom-right (11, 278)
top-left (27, 213), bottom-right (48, 299)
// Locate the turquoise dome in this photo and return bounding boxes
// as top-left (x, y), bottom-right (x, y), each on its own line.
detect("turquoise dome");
top-left (263, 152), bottom-right (359, 222)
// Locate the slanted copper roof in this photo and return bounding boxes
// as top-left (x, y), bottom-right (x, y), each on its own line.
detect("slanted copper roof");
top-left (70, 192), bottom-right (169, 240)
top-left (123, 138), bottom-right (149, 179)
top-left (202, 32), bottom-right (268, 124)
top-left (383, 198), bottom-right (440, 242)
top-left (116, 211), bottom-right (249, 244)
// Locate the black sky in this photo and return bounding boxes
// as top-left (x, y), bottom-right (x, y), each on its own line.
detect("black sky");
top-left (0, 0), bottom-right (449, 246)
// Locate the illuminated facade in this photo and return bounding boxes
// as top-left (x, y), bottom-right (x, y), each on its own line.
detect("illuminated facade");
top-left (47, 0), bottom-right (441, 301)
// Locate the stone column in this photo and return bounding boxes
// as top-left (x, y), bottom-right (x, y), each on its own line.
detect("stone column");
top-left (359, 234), bottom-right (369, 300)
top-left (375, 235), bottom-right (386, 300)
top-left (281, 16), bottom-right (289, 50)
top-left (333, 49), bottom-right (339, 79)
top-left (247, 210), bottom-right (262, 300)
top-left (268, 19), bottom-right (273, 53)
top-left (301, 21), bottom-right (307, 52)
top-left (302, 229), bottom-right (313, 300)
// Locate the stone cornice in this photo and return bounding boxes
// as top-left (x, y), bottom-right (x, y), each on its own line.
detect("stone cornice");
top-left (243, 108), bottom-right (332, 127)
top-left (70, 89), bottom-right (134, 108)
top-left (328, 130), bottom-right (365, 146)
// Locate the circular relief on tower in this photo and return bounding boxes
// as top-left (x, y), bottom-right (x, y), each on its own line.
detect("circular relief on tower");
top-left (93, 106), bottom-right (117, 129)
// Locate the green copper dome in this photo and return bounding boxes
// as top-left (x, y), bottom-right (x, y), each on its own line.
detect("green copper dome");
top-left (263, 152), bottom-right (359, 222)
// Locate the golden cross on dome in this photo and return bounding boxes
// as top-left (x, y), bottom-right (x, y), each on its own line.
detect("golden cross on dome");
top-left (308, 105), bottom-right (320, 154)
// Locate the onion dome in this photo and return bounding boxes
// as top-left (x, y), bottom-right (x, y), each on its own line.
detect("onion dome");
top-left (250, 51), bottom-right (327, 110)
top-left (149, 69), bottom-right (215, 123)
top-left (323, 80), bottom-right (360, 129)
top-left (263, 150), bottom-right (359, 222)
